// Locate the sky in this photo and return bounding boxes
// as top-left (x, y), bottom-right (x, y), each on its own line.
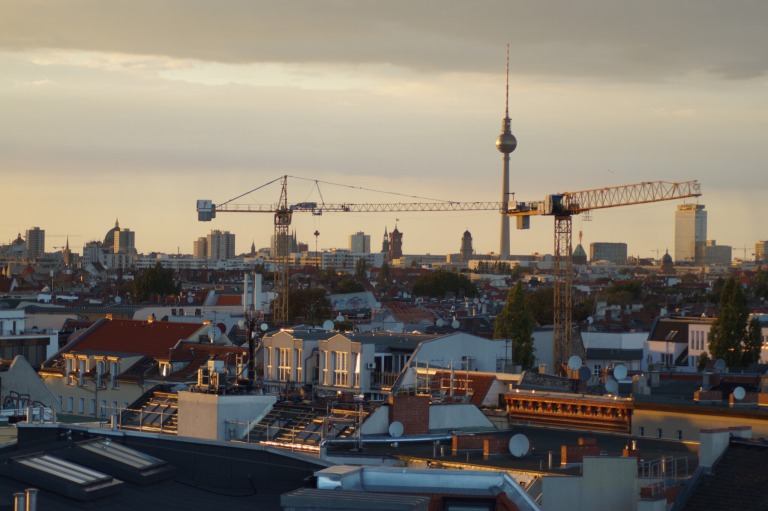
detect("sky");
top-left (1, 1), bottom-right (767, 260)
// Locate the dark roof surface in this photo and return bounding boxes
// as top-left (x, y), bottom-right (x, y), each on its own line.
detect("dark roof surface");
top-left (681, 439), bottom-right (768, 511)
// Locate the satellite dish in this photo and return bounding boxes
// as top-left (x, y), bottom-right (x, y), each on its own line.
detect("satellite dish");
top-left (336, 314), bottom-right (345, 322)
top-left (187, 295), bottom-right (194, 304)
top-left (237, 319), bottom-right (245, 329)
top-left (714, 359), bottom-right (726, 371)
top-left (567, 355), bottom-right (582, 371)
top-left (613, 364), bottom-right (628, 381)
top-left (436, 319), bottom-right (445, 327)
top-left (114, 296), bottom-right (122, 304)
top-left (733, 386), bottom-right (746, 400)
top-left (578, 366), bottom-right (592, 382)
top-left (473, 298), bottom-right (480, 304)
top-left (388, 421), bottom-right (404, 438)
top-left (509, 434), bottom-right (530, 458)
top-left (605, 377), bottom-right (619, 395)
top-left (322, 319), bottom-right (334, 331)
top-left (587, 316), bottom-right (593, 325)
top-left (260, 323), bottom-right (269, 332)
top-left (451, 320), bottom-right (460, 329)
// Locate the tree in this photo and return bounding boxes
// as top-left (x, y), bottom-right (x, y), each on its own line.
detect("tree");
top-left (333, 277), bottom-right (365, 294)
top-left (494, 282), bottom-right (536, 370)
top-left (696, 351), bottom-right (710, 372)
top-left (743, 317), bottom-right (763, 366)
top-left (752, 269), bottom-right (768, 302)
top-left (133, 263), bottom-right (179, 302)
top-left (411, 270), bottom-right (477, 299)
top-left (708, 278), bottom-right (753, 367)
top-left (277, 288), bottom-right (332, 325)
top-left (526, 287), bottom-right (554, 326)
top-left (354, 258), bottom-right (369, 277)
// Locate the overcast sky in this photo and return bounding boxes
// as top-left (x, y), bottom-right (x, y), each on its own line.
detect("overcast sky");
top-left (2, 1), bottom-right (766, 259)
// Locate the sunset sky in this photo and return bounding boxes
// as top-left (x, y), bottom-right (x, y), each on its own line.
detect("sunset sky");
top-left (2, 1), bottom-right (766, 259)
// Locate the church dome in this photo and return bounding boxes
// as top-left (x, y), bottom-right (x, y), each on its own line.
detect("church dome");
top-left (103, 219), bottom-right (120, 250)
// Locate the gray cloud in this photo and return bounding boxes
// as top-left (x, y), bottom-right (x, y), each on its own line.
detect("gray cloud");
top-left (2, 1), bottom-right (767, 80)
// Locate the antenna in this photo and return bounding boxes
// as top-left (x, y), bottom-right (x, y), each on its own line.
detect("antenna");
top-left (505, 43), bottom-right (510, 118)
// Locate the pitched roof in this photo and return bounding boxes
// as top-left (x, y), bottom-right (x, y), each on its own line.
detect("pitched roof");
top-left (681, 439), bottom-right (768, 511)
top-left (215, 294), bottom-right (242, 306)
top-left (383, 303), bottom-right (437, 323)
top-left (64, 319), bottom-right (204, 358)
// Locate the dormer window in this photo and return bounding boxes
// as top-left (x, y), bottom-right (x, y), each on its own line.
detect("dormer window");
top-left (159, 362), bottom-right (172, 378)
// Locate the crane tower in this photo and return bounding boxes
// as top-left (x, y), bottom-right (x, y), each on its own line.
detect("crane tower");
top-left (508, 180), bottom-right (702, 373)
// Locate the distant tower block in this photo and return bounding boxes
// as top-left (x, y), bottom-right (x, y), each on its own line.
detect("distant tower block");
top-left (496, 45), bottom-right (517, 260)
top-left (460, 230), bottom-right (473, 262)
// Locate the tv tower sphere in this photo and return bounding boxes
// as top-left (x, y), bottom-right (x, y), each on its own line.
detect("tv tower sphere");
top-left (496, 124), bottom-right (517, 154)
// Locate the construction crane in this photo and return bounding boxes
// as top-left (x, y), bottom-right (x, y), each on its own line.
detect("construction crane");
top-left (507, 180), bottom-right (702, 374)
top-left (197, 175), bottom-right (502, 324)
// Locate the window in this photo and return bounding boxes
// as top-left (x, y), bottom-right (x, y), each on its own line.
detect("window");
top-left (266, 348), bottom-right (272, 379)
top-left (323, 351), bottom-right (331, 385)
top-left (657, 428), bottom-right (663, 439)
top-left (100, 400), bottom-right (107, 417)
top-left (90, 399), bottom-right (96, 415)
top-left (295, 348), bottom-right (303, 382)
top-left (67, 397), bottom-right (73, 412)
top-left (353, 352), bottom-right (360, 388)
top-left (677, 430), bottom-right (683, 440)
top-left (334, 351), bottom-right (348, 386)
top-left (278, 348), bottom-right (291, 381)
top-left (639, 427), bottom-right (645, 437)
top-left (593, 364), bottom-right (602, 377)
top-left (78, 398), bottom-right (85, 414)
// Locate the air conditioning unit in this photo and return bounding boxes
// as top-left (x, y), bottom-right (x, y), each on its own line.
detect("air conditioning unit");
top-left (366, 363), bottom-right (376, 370)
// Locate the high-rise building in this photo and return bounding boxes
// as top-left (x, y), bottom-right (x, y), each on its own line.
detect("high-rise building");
top-left (705, 240), bottom-right (731, 266)
top-left (25, 227), bottom-right (45, 261)
top-left (270, 231), bottom-right (297, 258)
top-left (589, 242), bottom-right (628, 264)
top-left (756, 241), bottom-right (768, 264)
top-left (207, 230), bottom-right (235, 260)
top-left (114, 228), bottom-right (135, 254)
top-left (388, 226), bottom-right (403, 261)
top-left (349, 231), bottom-right (371, 254)
top-left (675, 204), bottom-right (707, 265)
top-left (460, 230), bottom-right (473, 262)
top-left (193, 237), bottom-right (208, 259)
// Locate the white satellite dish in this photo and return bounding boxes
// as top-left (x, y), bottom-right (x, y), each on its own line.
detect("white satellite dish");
top-left (388, 421), bottom-right (404, 438)
top-left (260, 323), bottom-right (269, 332)
top-left (187, 295), bottom-right (194, 304)
top-left (451, 320), bottom-right (460, 329)
top-left (114, 296), bottom-right (122, 304)
top-left (733, 386), bottom-right (746, 400)
top-left (605, 377), bottom-right (619, 395)
top-left (567, 355), bottom-right (582, 371)
top-left (336, 314), bottom-right (345, 322)
top-left (714, 359), bottom-right (727, 371)
top-left (322, 319), bottom-right (335, 331)
top-left (473, 298), bottom-right (480, 304)
top-left (436, 319), bottom-right (445, 327)
top-left (613, 364), bottom-right (628, 381)
top-left (509, 434), bottom-right (530, 458)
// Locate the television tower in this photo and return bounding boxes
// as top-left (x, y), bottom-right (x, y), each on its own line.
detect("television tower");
top-left (496, 44), bottom-right (517, 259)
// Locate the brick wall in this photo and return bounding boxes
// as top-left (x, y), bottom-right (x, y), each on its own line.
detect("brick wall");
top-left (388, 394), bottom-right (430, 435)
top-left (561, 443), bottom-right (600, 465)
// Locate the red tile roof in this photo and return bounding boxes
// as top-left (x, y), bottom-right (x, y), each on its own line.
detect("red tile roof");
top-left (67, 319), bottom-right (204, 358)
top-left (216, 294), bottom-right (242, 306)
top-left (384, 303), bottom-right (437, 323)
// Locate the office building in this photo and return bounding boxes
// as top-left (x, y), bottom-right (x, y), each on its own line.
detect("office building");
top-left (589, 242), bottom-right (628, 264)
top-left (705, 240), bottom-right (731, 266)
top-left (207, 230), bottom-right (235, 260)
top-left (756, 241), bottom-right (768, 264)
top-left (193, 237), bottom-right (208, 259)
top-left (349, 231), bottom-right (371, 254)
top-left (675, 204), bottom-right (707, 265)
top-left (114, 228), bottom-right (135, 255)
top-left (25, 227), bottom-right (45, 261)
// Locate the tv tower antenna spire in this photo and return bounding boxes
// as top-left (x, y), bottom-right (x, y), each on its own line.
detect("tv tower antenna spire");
top-left (496, 44), bottom-right (517, 259)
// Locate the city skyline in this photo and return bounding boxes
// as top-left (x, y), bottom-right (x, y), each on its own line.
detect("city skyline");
top-left (2, 2), bottom-right (766, 257)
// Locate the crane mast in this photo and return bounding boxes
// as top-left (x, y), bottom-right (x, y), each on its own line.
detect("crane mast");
top-left (509, 180), bottom-right (702, 375)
